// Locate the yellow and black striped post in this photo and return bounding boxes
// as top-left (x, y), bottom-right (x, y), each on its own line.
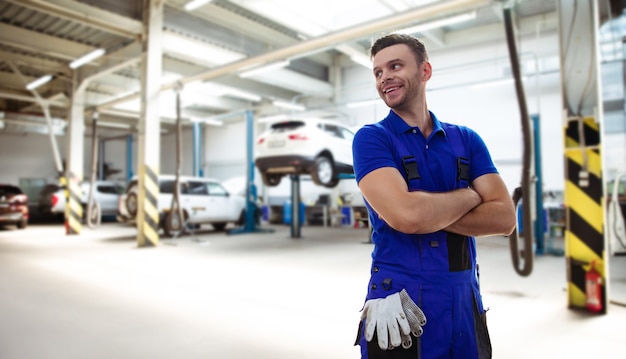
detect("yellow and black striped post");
top-left (563, 117), bottom-right (606, 313)
top-left (64, 172), bottom-right (83, 235)
top-left (137, 165), bottom-right (159, 247)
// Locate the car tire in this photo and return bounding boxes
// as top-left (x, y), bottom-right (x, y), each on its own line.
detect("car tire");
top-left (311, 155), bottom-right (339, 188)
top-left (126, 191), bottom-right (138, 218)
top-left (212, 222), bottom-right (227, 231)
top-left (164, 210), bottom-right (185, 238)
top-left (261, 172), bottom-right (282, 187)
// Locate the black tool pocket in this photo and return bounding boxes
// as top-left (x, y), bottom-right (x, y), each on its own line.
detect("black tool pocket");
top-left (447, 233), bottom-right (471, 272)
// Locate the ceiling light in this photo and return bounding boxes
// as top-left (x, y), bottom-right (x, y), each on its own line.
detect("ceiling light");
top-left (184, 0), bottom-right (213, 11)
top-left (163, 31), bottom-right (245, 66)
top-left (470, 77), bottom-right (527, 90)
top-left (25, 75), bottom-right (53, 90)
top-left (97, 121), bottom-right (131, 129)
top-left (397, 11), bottom-right (476, 34)
top-left (222, 88), bottom-right (262, 102)
top-left (189, 117), bottom-right (223, 126)
top-left (258, 114), bottom-right (288, 123)
top-left (346, 98), bottom-right (384, 108)
top-left (336, 45), bottom-right (371, 69)
top-left (272, 100), bottom-right (305, 111)
top-left (239, 61), bottom-right (290, 78)
top-left (69, 48), bottom-right (105, 69)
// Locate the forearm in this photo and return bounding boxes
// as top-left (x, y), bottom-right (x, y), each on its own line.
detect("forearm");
top-left (445, 200), bottom-right (516, 237)
top-left (385, 187), bottom-right (482, 234)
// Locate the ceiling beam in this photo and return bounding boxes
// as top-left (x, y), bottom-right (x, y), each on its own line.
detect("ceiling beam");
top-left (6, 0), bottom-right (142, 39)
top-left (98, 0), bottom-right (491, 112)
top-left (0, 23), bottom-right (95, 62)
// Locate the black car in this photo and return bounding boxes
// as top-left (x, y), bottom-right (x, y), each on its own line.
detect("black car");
top-left (0, 184), bottom-right (29, 229)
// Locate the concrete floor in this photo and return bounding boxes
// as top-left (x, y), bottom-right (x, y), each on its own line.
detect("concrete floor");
top-left (0, 222), bottom-right (625, 359)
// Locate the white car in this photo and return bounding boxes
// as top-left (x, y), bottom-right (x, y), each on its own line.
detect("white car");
top-left (38, 181), bottom-right (125, 218)
top-left (254, 118), bottom-right (355, 188)
top-left (117, 175), bottom-right (247, 237)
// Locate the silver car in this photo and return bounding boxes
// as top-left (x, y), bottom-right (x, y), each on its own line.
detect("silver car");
top-left (38, 181), bottom-right (125, 218)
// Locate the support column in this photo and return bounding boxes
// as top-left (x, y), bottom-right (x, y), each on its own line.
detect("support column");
top-left (65, 77), bottom-right (86, 235)
top-left (136, 0), bottom-right (164, 247)
top-left (558, 0), bottom-right (607, 313)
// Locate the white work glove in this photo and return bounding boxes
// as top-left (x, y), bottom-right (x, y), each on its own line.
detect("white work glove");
top-left (398, 289), bottom-right (427, 348)
top-left (361, 291), bottom-right (411, 350)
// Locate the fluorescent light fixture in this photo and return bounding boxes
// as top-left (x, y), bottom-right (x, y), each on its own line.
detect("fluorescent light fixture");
top-left (350, 55), bottom-right (373, 68)
top-left (222, 88), bottom-right (262, 102)
top-left (163, 31), bottom-right (245, 66)
top-left (184, 0), bottom-right (213, 11)
top-left (161, 72), bottom-right (182, 85)
top-left (69, 48), bottom-right (105, 69)
top-left (240, 60), bottom-right (290, 78)
top-left (336, 44), bottom-right (371, 69)
top-left (470, 77), bottom-right (527, 90)
top-left (347, 98), bottom-right (384, 108)
top-left (189, 117), bottom-right (223, 126)
top-left (26, 74), bottom-right (53, 90)
top-left (258, 114), bottom-right (288, 123)
top-left (272, 100), bottom-right (305, 111)
top-left (98, 121), bottom-right (131, 129)
top-left (397, 11), bottom-right (476, 34)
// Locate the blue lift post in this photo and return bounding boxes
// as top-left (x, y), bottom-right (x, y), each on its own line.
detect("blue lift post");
top-left (192, 121), bottom-right (203, 178)
top-left (229, 110), bottom-right (273, 235)
top-left (533, 114), bottom-right (545, 255)
top-left (126, 134), bottom-right (133, 181)
top-left (289, 174), bottom-right (302, 238)
top-left (531, 114), bottom-right (563, 256)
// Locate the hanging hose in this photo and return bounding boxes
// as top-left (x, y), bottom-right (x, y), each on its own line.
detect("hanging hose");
top-left (86, 112), bottom-right (101, 229)
top-left (164, 84), bottom-right (185, 238)
top-left (504, 7), bottom-right (534, 276)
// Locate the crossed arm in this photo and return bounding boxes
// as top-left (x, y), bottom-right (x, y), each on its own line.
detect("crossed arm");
top-left (358, 167), bottom-right (516, 237)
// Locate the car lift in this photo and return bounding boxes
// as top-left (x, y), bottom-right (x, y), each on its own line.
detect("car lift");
top-left (228, 110), bottom-right (273, 236)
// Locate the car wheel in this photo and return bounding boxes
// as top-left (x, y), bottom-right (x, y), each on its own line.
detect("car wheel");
top-left (212, 222), bottom-right (227, 231)
top-left (126, 191), bottom-right (138, 218)
top-left (311, 155), bottom-right (338, 188)
top-left (164, 210), bottom-right (185, 238)
top-left (17, 218), bottom-right (27, 229)
top-left (261, 172), bottom-right (282, 187)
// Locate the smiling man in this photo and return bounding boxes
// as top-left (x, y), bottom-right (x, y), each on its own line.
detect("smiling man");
top-left (352, 34), bottom-right (516, 359)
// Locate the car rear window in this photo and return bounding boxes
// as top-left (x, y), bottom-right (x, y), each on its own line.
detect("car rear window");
top-left (269, 121), bottom-right (305, 132)
top-left (0, 185), bottom-right (22, 196)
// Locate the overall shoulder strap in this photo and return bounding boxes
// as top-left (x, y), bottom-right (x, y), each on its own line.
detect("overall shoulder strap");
top-left (374, 123), bottom-right (421, 188)
top-left (443, 123), bottom-right (470, 189)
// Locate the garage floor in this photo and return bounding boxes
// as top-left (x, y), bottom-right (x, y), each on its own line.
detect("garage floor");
top-left (0, 222), bottom-right (625, 359)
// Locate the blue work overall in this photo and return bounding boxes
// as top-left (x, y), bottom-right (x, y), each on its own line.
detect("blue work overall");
top-left (355, 117), bottom-right (492, 359)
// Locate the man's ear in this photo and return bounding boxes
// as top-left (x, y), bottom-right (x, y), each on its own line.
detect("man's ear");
top-left (422, 62), bottom-right (432, 81)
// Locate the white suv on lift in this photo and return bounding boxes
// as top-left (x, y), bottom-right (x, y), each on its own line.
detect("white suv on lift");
top-left (117, 175), bottom-right (246, 236)
top-left (254, 118), bottom-right (355, 188)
